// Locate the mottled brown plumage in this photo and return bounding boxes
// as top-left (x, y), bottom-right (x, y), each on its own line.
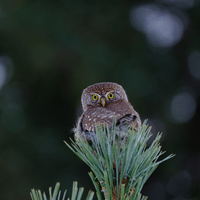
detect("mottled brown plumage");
top-left (74, 82), bottom-right (141, 143)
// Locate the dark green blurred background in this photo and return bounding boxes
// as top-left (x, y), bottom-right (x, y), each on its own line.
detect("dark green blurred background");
top-left (0, 0), bottom-right (200, 199)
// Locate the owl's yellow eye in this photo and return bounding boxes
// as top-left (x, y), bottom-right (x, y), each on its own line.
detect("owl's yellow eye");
top-left (92, 94), bottom-right (98, 101)
top-left (108, 92), bottom-right (114, 99)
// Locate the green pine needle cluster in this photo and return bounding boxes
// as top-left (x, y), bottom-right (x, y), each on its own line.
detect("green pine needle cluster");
top-left (66, 120), bottom-right (174, 200)
top-left (30, 182), bottom-right (94, 200)
top-left (30, 120), bottom-right (174, 200)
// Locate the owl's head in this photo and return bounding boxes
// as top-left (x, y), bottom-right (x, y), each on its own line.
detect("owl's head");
top-left (81, 82), bottom-right (129, 111)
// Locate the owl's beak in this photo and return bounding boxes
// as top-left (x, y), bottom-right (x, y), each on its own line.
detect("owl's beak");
top-left (100, 97), bottom-right (106, 107)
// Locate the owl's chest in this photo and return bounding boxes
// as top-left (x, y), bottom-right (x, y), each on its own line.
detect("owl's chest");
top-left (81, 102), bottom-right (133, 131)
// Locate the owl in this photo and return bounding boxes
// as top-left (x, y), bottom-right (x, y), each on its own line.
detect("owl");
top-left (74, 82), bottom-right (141, 143)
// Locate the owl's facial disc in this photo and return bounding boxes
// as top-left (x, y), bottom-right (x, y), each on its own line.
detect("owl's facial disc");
top-left (81, 82), bottom-right (130, 111)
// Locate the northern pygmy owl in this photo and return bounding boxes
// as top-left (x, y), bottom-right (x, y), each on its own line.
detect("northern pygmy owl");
top-left (74, 82), bottom-right (141, 143)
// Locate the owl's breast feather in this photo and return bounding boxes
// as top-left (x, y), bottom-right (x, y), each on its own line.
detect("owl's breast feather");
top-left (81, 101), bottom-right (134, 131)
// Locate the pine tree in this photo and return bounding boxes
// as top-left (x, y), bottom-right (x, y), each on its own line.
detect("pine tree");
top-left (30, 120), bottom-right (174, 200)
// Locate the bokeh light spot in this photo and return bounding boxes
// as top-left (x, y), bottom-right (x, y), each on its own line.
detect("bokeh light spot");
top-left (0, 56), bottom-right (14, 91)
top-left (188, 50), bottom-right (200, 80)
top-left (130, 4), bottom-right (185, 48)
top-left (0, 59), bottom-right (7, 90)
top-left (170, 92), bottom-right (196, 123)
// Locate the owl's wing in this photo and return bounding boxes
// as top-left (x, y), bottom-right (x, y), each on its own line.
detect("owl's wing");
top-left (116, 111), bottom-right (141, 130)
